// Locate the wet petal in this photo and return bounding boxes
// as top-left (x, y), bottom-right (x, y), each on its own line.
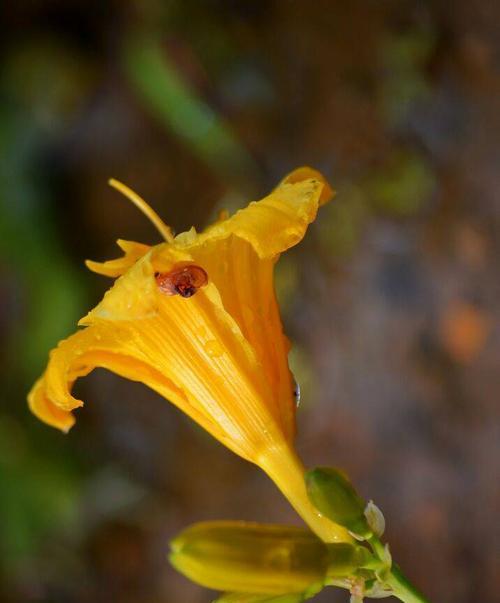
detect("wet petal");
top-left (28, 376), bottom-right (76, 432)
top-left (27, 319), bottom-right (227, 441)
top-left (278, 166), bottom-right (334, 206)
top-left (188, 236), bottom-right (295, 441)
top-left (179, 174), bottom-right (332, 261)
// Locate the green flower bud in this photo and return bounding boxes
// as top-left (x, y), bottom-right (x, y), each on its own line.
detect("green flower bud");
top-left (170, 521), bottom-right (330, 595)
top-left (305, 468), bottom-right (370, 538)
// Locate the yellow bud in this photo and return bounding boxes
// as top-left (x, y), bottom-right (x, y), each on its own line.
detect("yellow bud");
top-left (170, 521), bottom-right (331, 595)
top-left (170, 521), bottom-right (372, 596)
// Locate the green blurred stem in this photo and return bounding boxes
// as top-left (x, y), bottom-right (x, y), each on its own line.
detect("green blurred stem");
top-left (122, 35), bottom-right (258, 192)
top-left (367, 535), bottom-right (429, 603)
top-left (387, 565), bottom-right (429, 603)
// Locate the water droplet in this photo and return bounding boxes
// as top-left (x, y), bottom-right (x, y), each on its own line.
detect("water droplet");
top-left (293, 377), bottom-right (301, 408)
top-left (204, 340), bottom-right (223, 358)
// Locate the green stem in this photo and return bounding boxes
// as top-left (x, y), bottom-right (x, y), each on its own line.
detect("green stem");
top-left (386, 565), bottom-right (429, 603)
top-left (367, 535), bottom-right (386, 559)
top-left (367, 535), bottom-right (429, 603)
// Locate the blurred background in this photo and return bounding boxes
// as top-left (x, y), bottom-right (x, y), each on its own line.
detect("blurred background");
top-left (1, 1), bottom-right (499, 602)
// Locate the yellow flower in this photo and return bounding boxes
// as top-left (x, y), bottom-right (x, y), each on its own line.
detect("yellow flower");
top-left (28, 167), bottom-right (350, 543)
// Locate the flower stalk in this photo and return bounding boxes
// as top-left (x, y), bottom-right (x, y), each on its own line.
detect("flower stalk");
top-left (306, 467), bottom-right (430, 602)
top-left (366, 534), bottom-right (428, 603)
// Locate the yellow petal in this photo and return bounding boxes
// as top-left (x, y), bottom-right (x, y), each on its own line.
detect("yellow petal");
top-left (85, 239), bottom-right (151, 278)
top-left (174, 171), bottom-right (334, 439)
top-left (27, 318), bottom-right (228, 443)
top-left (188, 236), bottom-right (295, 441)
top-left (278, 167), bottom-right (335, 206)
top-left (166, 173), bottom-right (334, 441)
top-left (177, 176), bottom-right (330, 260)
top-left (81, 249), bottom-right (163, 321)
top-left (28, 376), bottom-right (76, 432)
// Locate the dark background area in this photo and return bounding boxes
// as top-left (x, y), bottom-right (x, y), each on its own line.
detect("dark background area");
top-left (1, 1), bottom-right (499, 602)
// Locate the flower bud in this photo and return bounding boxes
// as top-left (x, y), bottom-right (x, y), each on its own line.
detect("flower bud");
top-left (305, 468), bottom-right (370, 538)
top-left (170, 521), bottom-right (329, 595)
top-left (169, 521), bottom-right (369, 596)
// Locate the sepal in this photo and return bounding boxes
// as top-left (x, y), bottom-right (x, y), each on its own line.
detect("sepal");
top-left (364, 501), bottom-right (385, 538)
top-left (305, 467), bottom-right (370, 538)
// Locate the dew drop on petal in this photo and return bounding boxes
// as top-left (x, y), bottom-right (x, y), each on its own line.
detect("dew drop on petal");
top-left (204, 340), bottom-right (223, 358)
top-left (293, 377), bottom-right (301, 407)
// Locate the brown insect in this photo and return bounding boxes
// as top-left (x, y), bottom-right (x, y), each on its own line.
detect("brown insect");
top-left (155, 264), bottom-right (208, 298)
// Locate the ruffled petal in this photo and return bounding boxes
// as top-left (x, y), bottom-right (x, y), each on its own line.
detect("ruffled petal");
top-left (177, 174), bottom-right (331, 261)
top-left (278, 166), bottom-right (334, 206)
top-left (28, 376), bottom-right (76, 432)
top-left (27, 317), bottom-right (228, 442)
top-left (85, 239), bottom-right (151, 278)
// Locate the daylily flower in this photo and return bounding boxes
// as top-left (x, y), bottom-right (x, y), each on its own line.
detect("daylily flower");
top-left (28, 167), bottom-right (349, 543)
